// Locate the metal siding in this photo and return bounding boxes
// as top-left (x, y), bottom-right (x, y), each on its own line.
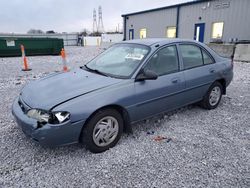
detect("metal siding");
top-left (222, 0), bottom-right (250, 41)
top-left (179, 0), bottom-right (250, 43)
top-left (125, 0), bottom-right (250, 43)
top-left (122, 0), bottom-right (212, 17)
top-left (126, 8), bottom-right (177, 40)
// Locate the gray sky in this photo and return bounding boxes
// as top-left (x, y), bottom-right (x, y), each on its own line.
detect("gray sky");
top-left (0, 0), bottom-right (190, 33)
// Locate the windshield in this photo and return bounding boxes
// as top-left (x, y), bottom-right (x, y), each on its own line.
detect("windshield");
top-left (86, 43), bottom-right (150, 78)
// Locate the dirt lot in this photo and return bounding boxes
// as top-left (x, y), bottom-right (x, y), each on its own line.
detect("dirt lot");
top-left (0, 46), bottom-right (249, 187)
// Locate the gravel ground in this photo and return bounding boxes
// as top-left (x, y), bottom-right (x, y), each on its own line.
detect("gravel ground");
top-left (0, 46), bottom-right (249, 188)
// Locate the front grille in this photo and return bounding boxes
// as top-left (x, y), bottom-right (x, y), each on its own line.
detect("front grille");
top-left (18, 97), bottom-right (31, 113)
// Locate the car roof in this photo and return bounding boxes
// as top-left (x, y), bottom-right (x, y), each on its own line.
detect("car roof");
top-left (118, 38), bottom-right (223, 62)
top-left (119, 38), bottom-right (200, 47)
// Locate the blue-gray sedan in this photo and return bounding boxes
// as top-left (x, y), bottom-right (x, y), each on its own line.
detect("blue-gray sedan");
top-left (12, 39), bottom-right (233, 153)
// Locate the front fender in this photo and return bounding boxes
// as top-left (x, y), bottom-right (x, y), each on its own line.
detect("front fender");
top-left (52, 80), bottom-right (136, 124)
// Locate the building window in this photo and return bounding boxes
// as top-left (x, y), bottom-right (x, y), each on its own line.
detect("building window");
top-left (140, 28), bottom-right (147, 39)
top-left (211, 22), bottom-right (224, 39)
top-left (166, 26), bottom-right (176, 38)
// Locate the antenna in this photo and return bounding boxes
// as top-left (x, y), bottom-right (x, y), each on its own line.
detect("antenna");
top-left (93, 9), bottom-right (98, 33)
top-left (97, 6), bottom-right (105, 33)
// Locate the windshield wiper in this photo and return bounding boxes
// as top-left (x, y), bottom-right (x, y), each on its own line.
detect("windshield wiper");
top-left (81, 65), bottom-right (109, 77)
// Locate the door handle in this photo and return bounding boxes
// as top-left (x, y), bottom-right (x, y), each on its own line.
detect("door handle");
top-left (209, 69), bottom-right (215, 73)
top-left (171, 78), bottom-right (179, 84)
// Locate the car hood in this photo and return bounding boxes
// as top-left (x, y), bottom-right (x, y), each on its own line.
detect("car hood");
top-left (21, 68), bottom-right (123, 110)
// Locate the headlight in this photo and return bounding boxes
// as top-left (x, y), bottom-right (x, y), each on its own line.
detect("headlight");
top-left (54, 111), bottom-right (70, 124)
top-left (27, 109), bottom-right (51, 123)
top-left (27, 109), bottom-right (70, 124)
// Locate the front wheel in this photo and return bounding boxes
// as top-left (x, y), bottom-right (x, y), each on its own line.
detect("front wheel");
top-left (80, 109), bottom-right (123, 153)
top-left (200, 82), bottom-right (223, 110)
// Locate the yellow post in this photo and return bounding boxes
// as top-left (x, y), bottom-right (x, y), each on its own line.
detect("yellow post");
top-left (84, 39), bottom-right (87, 46)
top-left (97, 38), bottom-right (100, 46)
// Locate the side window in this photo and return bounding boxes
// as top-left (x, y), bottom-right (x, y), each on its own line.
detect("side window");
top-left (202, 49), bottom-right (214, 64)
top-left (144, 46), bottom-right (179, 76)
top-left (180, 44), bottom-right (203, 69)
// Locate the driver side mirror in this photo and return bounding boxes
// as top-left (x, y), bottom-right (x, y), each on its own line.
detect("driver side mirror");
top-left (135, 69), bottom-right (158, 82)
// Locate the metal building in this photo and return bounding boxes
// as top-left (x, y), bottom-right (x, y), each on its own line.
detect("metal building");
top-left (122, 0), bottom-right (250, 43)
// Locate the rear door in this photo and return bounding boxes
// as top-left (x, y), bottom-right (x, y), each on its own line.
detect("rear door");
top-left (132, 45), bottom-right (185, 121)
top-left (178, 43), bottom-right (216, 103)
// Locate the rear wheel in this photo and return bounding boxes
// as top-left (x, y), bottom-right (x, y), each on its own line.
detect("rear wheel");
top-left (80, 109), bottom-right (123, 153)
top-left (200, 81), bottom-right (223, 110)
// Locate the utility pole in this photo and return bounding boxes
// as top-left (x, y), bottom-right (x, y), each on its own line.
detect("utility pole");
top-left (93, 9), bottom-right (98, 33)
top-left (97, 6), bottom-right (105, 33)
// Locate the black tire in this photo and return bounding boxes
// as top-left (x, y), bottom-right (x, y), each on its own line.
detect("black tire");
top-left (200, 81), bottom-right (223, 110)
top-left (80, 108), bottom-right (123, 153)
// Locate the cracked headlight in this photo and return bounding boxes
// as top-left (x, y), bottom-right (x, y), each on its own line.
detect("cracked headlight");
top-left (54, 111), bottom-right (70, 124)
top-left (27, 109), bottom-right (70, 124)
top-left (27, 109), bottom-right (51, 123)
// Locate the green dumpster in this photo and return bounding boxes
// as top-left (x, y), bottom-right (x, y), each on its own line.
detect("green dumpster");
top-left (0, 37), bottom-right (64, 57)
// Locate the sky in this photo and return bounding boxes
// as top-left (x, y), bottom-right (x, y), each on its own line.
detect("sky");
top-left (0, 0), bottom-right (190, 34)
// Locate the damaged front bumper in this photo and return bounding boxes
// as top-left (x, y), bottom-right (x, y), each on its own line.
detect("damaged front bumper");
top-left (12, 98), bottom-right (85, 147)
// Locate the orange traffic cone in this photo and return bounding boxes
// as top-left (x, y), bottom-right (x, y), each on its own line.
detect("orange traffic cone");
top-left (20, 45), bottom-right (31, 71)
top-left (61, 48), bottom-right (69, 72)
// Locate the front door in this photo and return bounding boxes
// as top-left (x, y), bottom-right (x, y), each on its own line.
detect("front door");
top-left (129, 29), bottom-right (134, 40)
top-left (194, 23), bottom-right (205, 43)
top-left (132, 45), bottom-right (186, 121)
